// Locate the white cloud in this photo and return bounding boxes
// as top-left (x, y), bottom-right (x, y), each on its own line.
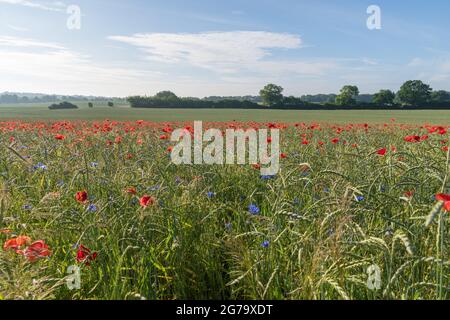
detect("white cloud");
top-left (0, 0), bottom-right (65, 12)
top-left (0, 35), bottom-right (64, 49)
top-left (0, 36), bottom-right (160, 96)
top-left (107, 31), bottom-right (334, 76)
top-left (7, 24), bottom-right (29, 32)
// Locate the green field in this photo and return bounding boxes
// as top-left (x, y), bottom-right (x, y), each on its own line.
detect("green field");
top-left (1, 102), bottom-right (450, 123)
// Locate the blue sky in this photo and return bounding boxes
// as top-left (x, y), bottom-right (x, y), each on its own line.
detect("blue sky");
top-left (1, 0), bottom-right (450, 97)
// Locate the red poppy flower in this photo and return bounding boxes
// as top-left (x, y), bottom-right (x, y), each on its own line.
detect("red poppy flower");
top-left (436, 194), bottom-right (450, 211)
top-left (76, 191), bottom-right (88, 204)
top-left (55, 134), bottom-right (65, 140)
top-left (404, 191), bottom-right (414, 198)
top-left (21, 240), bottom-right (51, 262)
top-left (377, 148), bottom-right (387, 156)
top-left (404, 135), bottom-right (421, 143)
top-left (331, 138), bottom-right (340, 144)
top-left (160, 135), bottom-right (169, 140)
top-left (126, 187), bottom-right (137, 195)
top-left (76, 244), bottom-right (98, 266)
top-left (280, 153), bottom-right (287, 159)
top-left (267, 137), bottom-right (273, 143)
top-left (140, 195), bottom-right (155, 207)
top-left (252, 164), bottom-right (261, 170)
top-left (3, 235), bottom-right (32, 252)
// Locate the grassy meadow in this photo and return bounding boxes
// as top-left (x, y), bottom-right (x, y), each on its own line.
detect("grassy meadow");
top-left (1, 102), bottom-right (450, 123)
top-left (0, 117), bottom-right (448, 300)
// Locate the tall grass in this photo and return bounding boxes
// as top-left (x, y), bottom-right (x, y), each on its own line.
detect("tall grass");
top-left (0, 121), bottom-right (448, 300)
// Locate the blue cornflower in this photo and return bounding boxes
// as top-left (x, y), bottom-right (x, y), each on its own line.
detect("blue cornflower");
top-left (175, 177), bottom-right (182, 185)
top-left (324, 188), bottom-right (330, 193)
top-left (260, 175), bottom-right (276, 180)
top-left (23, 204), bottom-right (32, 210)
top-left (225, 222), bottom-right (232, 230)
top-left (90, 162), bottom-right (99, 168)
top-left (356, 196), bottom-right (365, 202)
top-left (261, 241), bottom-right (270, 248)
top-left (248, 204), bottom-right (260, 215)
top-left (207, 192), bottom-right (215, 198)
top-left (88, 204), bottom-right (97, 212)
top-left (33, 162), bottom-right (47, 170)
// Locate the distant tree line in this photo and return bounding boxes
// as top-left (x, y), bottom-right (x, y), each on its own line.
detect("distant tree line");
top-left (0, 93), bottom-right (125, 104)
top-left (128, 80), bottom-right (450, 110)
top-left (48, 102), bottom-right (79, 110)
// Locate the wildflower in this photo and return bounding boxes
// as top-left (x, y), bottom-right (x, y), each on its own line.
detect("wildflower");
top-left (356, 195), bottom-right (365, 202)
top-left (33, 162), bottom-right (47, 170)
top-left (22, 204), bottom-right (33, 210)
top-left (3, 235), bottom-right (32, 252)
top-left (76, 244), bottom-right (98, 266)
top-left (261, 175), bottom-right (276, 180)
top-left (280, 153), bottom-right (287, 159)
top-left (404, 191), bottom-right (414, 198)
top-left (125, 187), bottom-right (137, 195)
top-left (207, 192), bottom-right (215, 198)
top-left (436, 194), bottom-right (450, 211)
top-left (54, 134), bottom-right (65, 140)
top-left (404, 135), bottom-right (421, 143)
top-left (88, 204), bottom-right (97, 212)
top-left (140, 195), bottom-right (155, 208)
top-left (248, 204), bottom-right (260, 215)
top-left (90, 162), bottom-right (99, 168)
top-left (75, 191), bottom-right (88, 204)
top-left (377, 148), bottom-right (387, 156)
top-left (225, 222), bottom-right (232, 230)
top-left (261, 241), bottom-right (270, 248)
top-left (21, 240), bottom-right (51, 262)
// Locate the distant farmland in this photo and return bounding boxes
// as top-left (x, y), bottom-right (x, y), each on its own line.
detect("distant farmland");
top-left (1, 102), bottom-right (450, 124)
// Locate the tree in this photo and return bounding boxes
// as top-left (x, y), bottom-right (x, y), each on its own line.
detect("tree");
top-left (88, 102), bottom-right (93, 108)
top-left (259, 84), bottom-right (284, 107)
top-left (373, 89), bottom-right (395, 106)
top-left (282, 96), bottom-right (304, 106)
top-left (397, 80), bottom-right (432, 106)
top-left (431, 90), bottom-right (450, 103)
top-left (335, 85), bottom-right (359, 106)
top-left (108, 102), bottom-right (114, 107)
top-left (155, 91), bottom-right (178, 100)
